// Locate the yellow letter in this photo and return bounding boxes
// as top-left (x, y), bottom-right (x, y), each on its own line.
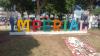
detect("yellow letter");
top-left (17, 19), bottom-right (30, 32)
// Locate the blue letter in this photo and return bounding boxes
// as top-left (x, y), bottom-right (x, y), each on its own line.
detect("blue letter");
top-left (69, 19), bottom-right (78, 31)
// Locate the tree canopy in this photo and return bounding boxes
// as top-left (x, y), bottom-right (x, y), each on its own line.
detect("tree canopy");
top-left (0, 0), bottom-right (98, 14)
top-left (0, 0), bottom-right (11, 10)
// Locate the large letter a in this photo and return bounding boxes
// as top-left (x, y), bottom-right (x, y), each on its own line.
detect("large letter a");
top-left (69, 19), bottom-right (78, 31)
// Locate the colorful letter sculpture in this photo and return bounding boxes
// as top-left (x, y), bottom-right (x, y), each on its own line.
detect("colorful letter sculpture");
top-left (69, 19), bottom-right (78, 31)
top-left (80, 21), bottom-right (83, 31)
top-left (17, 19), bottom-right (30, 32)
top-left (32, 20), bottom-right (42, 31)
top-left (43, 19), bottom-right (51, 31)
top-left (9, 17), bottom-right (90, 32)
top-left (64, 20), bottom-right (68, 31)
top-left (53, 19), bottom-right (62, 31)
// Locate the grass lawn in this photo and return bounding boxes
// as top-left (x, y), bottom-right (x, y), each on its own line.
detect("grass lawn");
top-left (0, 29), bottom-right (100, 56)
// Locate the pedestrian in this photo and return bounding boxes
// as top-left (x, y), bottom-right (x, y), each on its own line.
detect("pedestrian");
top-left (9, 15), bottom-right (15, 32)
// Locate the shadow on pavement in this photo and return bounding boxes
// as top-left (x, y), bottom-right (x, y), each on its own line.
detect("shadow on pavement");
top-left (0, 31), bottom-right (40, 56)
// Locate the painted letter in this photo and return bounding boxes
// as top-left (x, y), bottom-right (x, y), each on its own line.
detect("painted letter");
top-left (69, 19), bottom-right (78, 31)
top-left (32, 20), bottom-right (42, 31)
top-left (80, 21), bottom-right (84, 31)
top-left (64, 20), bottom-right (68, 31)
top-left (53, 19), bottom-right (62, 31)
top-left (43, 19), bottom-right (51, 31)
top-left (17, 19), bottom-right (30, 32)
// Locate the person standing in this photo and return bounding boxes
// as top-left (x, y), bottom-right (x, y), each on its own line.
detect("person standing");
top-left (9, 15), bottom-right (15, 32)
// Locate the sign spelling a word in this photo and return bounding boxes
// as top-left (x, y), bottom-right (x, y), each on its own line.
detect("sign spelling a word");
top-left (10, 19), bottom-right (88, 32)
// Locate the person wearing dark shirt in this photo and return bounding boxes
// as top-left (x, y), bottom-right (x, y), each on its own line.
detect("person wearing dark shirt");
top-left (9, 15), bottom-right (15, 32)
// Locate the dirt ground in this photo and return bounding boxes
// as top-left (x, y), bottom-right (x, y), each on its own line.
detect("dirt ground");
top-left (0, 29), bottom-right (100, 56)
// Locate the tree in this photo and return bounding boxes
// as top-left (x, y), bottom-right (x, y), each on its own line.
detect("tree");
top-left (65, 0), bottom-right (75, 13)
top-left (0, 0), bottom-right (11, 10)
top-left (75, 0), bottom-right (96, 10)
top-left (44, 0), bottom-right (75, 14)
top-left (9, 0), bottom-right (35, 14)
top-left (45, 3), bottom-right (57, 14)
top-left (92, 7), bottom-right (100, 15)
top-left (42, 0), bottom-right (76, 19)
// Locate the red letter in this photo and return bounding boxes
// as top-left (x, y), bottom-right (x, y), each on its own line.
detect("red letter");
top-left (32, 20), bottom-right (42, 31)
